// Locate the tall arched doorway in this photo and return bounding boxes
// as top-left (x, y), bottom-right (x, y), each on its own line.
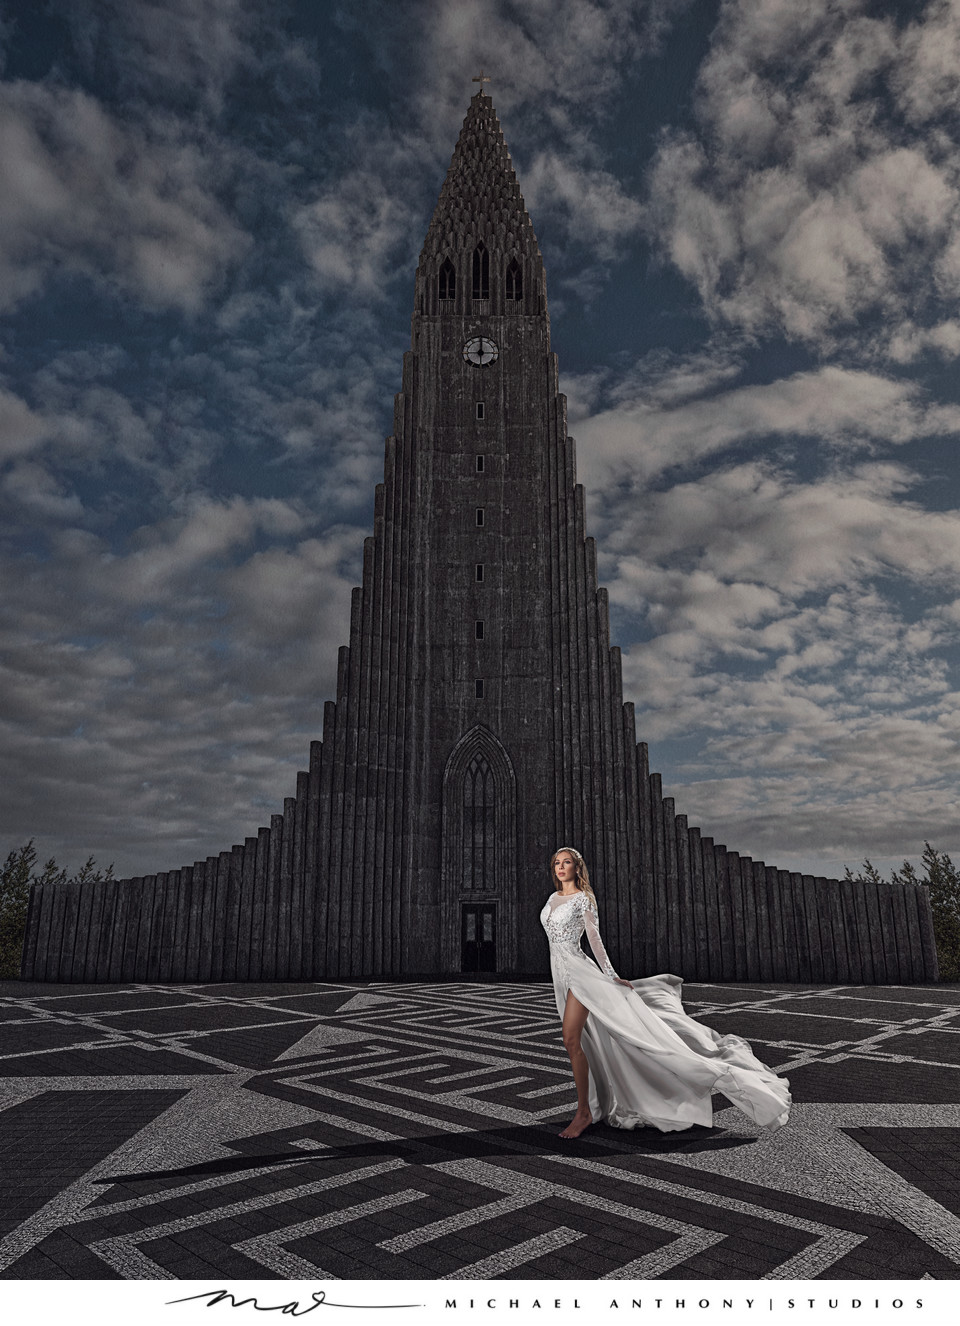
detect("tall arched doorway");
top-left (441, 725), bottom-right (518, 972)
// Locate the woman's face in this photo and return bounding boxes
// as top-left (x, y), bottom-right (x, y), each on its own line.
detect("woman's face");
top-left (554, 852), bottom-right (577, 887)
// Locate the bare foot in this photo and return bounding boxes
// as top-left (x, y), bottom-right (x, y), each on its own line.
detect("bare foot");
top-left (559, 1108), bottom-right (592, 1139)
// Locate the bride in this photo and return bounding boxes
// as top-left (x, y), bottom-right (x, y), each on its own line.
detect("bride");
top-left (541, 846), bottom-right (791, 1140)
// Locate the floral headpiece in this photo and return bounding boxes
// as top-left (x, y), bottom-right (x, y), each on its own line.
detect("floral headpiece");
top-left (554, 846), bottom-right (583, 863)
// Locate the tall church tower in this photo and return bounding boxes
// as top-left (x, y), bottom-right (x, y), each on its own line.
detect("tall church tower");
top-left (383, 88), bottom-right (632, 975)
top-left (21, 92), bottom-right (939, 986)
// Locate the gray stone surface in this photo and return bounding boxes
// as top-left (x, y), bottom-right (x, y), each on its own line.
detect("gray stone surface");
top-left (1, 978), bottom-right (959, 1281)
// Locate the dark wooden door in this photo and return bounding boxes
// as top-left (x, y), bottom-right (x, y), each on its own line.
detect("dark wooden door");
top-left (461, 904), bottom-right (496, 973)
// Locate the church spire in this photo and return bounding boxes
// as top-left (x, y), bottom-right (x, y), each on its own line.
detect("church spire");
top-left (421, 90), bottom-right (541, 262)
top-left (417, 91), bottom-right (543, 320)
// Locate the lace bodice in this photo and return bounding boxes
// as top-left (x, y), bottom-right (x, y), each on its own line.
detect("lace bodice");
top-left (540, 889), bottom-right (619, 979)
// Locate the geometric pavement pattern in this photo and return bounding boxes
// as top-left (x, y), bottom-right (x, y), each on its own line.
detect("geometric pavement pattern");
top-left (1, 978), bottom-right (959, 1281)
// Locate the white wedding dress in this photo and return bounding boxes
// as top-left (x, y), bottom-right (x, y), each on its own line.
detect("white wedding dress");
top-left (540, 889), bottom-right (791, 1132)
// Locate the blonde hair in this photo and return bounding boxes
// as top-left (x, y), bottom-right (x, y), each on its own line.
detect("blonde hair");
top-left (549, 846), bottom-right (597, 908)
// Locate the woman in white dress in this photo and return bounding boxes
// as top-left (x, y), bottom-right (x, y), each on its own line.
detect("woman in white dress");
top-left (541, 847), bottom-right (791, 1140)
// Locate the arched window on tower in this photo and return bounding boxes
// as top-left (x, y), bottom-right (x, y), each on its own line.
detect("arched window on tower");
top-left (439, 258), bottom-right (456, 303)
top-left (506, 259), bottom-right (523, 303)
top-left (462, 752), bottom-right (495, 890)
top-left (472, 243), bottom-right (489, 301)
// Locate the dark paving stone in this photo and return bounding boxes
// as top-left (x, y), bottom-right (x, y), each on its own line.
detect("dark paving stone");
top-left (33, 992), bottom-right (200, 1014)
top-left (105, 1003), bottom-right (307, 1033)
top-left (775, 996), bottom-right (939, 1021)
top-left (849, 1126), bottom-right (960, 1215)
top-left (193, 982), bottom-right (369, 997)
top-left (826, 1223), bottom-right (960, 1280)
top-left (838, 986), bottom-right (960, 1004)
top-left (0, 1021), bottom-right (113, 1055)
top-left (699, 1012), bottom-right (855, 1046)
top-left (0, 1089), bottom-right (184, 1237)
top-left (254, 991), bottom-right (375, 1014)
top-left (0, 982), bottom-right (111, 997)
top-left (879, 1031), bottom-right (960, 1063)
top-left (0, 1246), bottom-right (81, 1279)
top-left (0, 1046), bottom-right (227, 1076)
top-left (786, 1056), bottom-right (960, 1102)
top-left (186, 1021), bottom-right (326, 1069)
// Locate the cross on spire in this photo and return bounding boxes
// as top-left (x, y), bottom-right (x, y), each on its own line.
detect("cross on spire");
top-left (472, 69), bottom-right (491, 93)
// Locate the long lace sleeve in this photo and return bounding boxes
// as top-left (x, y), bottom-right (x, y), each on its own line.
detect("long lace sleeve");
top-left (583, 901), bottom-right (619, 979)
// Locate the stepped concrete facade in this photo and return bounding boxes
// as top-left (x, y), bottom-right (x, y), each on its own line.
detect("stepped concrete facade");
top-left (22, 92), bottom-right (939, 984)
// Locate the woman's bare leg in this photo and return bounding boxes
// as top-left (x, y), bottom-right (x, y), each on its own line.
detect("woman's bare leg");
top-left (559, 991), bottom-right (592, 1138)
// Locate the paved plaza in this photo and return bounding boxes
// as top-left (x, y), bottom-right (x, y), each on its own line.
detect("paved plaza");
top-left (0, 978), bottom-right (959, 1281)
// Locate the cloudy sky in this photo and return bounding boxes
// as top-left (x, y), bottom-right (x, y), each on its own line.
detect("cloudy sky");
top-left (1, 0), bottom-right (959, 882)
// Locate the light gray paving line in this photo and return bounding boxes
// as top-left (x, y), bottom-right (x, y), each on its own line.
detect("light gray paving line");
top-left (526, 1138), bottom-right (867, 1279)
top-left (267, 1099), bottom-right (410, 1142)
top-left (824, 1021), bottom-right (960, 1057)
top-left (676, 1100), bottom-right (960, 1273)
top-left (350, 1106), bottom-right (873, 1281)
top-left (442, 1226), bottom-right (585, 1280)
top-left (0, 1072), bottom-right (244, 1268)
top-left (278, 1076), bottom-right (495, 1131)
top-left (87, 1159), bottom-right (409, 1279)
top-left (517, 1082), bottom-right (576, 1099)
top-left (275, 1028), bottom-right (384, 1061)
top-left (824, 1051), bottom-right (960, 1070)
top-left (300, 1013), bottom-right (567, 1069)
top-left (269, 1049), bottom-right (436, 1080)
top-left (276, 1020), bottom-right (567, 1077)
top-left (354, 1061), bottom-right (450, 1082)
top-left (12, 995), bottom-right (329, 1042)
top-left (415, 1155), bottom-right (725, 1281)
top-left (2, 1000), bottom-right (315, 1078)
top-left (379, 1191), bottom-right (541, 1254)
top-left (604, 1230), bottom-right (732, 1281)
top-left (0, 1071), bottom-right (323, 1272)
top-left (295, 1071), bottom-right (560, 1130)
top-left (428, 1065), bottom-right (529, 1085)
top-left (235, 1189), bottom-right (425, 1278)
top-left (0, 1071), bottom-right (233, 1120)
top-left (127, 1017), bottom-right (332, 1043)
top-left (455, 1075), bottom-right (532, 1094)
top-left (0, 1037), bottom-right (138, 1061)
top-left (17, 998), bottom-right (225, 1020)
top-left (688, 986), bottom-right (853, 1012)
top-left (898, 1015), bottom-right (960, 1033)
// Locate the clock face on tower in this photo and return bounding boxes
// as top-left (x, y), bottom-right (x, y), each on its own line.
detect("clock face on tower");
top-left (462, 336), bottom-right (499, 366)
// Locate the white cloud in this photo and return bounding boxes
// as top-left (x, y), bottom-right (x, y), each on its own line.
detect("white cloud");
top-left (647, 0), bottom-right (960, 347)
top-left (885, 318), bottom-right (960, 363)
top-left (0, 504), bottom-right (361, 876)
top-left (0, 80), bottom-right (251, 313)
top-left (0, 385), bottom-right (48, 461)
top-left (523, 150), bottom-right (644, 258)
top-left (576, 365), bottom-right (960, 488)
top-left (2, 460), bottom-right (82, 520)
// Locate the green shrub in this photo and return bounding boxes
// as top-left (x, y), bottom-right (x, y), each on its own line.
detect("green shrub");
top-left (845, 843), bottom-right (960, 982)
top-left (0, 843), bottom-right (113, 980)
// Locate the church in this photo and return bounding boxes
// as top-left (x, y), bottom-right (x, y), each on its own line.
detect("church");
top-left (21, 90), bottom-right (938, 985)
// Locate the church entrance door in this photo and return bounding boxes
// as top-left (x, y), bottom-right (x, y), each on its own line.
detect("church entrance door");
top-left (461, 904), bottom-right (496, 973)
top-left (441, 725), bottom-right (518, 973)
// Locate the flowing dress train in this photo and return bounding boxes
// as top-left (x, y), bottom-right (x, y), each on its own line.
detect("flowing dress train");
top-left (541, 889), bottom-right (791, 1132)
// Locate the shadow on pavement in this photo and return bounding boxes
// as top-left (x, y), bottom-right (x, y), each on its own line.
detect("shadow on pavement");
top-left (95, 1120), bottom-right (753, 1186)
